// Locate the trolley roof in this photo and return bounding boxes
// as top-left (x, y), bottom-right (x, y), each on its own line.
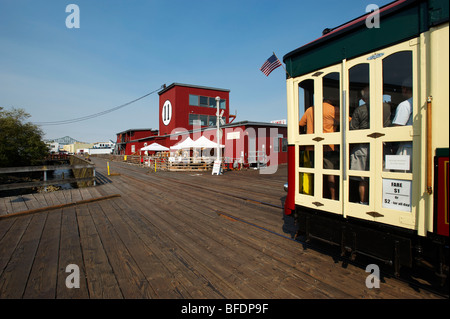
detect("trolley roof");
top-left (283, 0), bottom-right (449, 78)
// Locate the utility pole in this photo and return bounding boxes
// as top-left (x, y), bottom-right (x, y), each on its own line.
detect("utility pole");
top-left (212, 96), bottom-right (222, 175)
top-left (216, 96), bottom-right (221, 161)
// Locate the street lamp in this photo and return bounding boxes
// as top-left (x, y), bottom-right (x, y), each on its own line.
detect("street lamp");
top-left (215, 96), bottom-right (221, 162)
top-left (212, 96), bottom-right (222, 175)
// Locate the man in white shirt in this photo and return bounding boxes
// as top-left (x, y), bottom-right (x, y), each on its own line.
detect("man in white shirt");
top-left (392, 77), bottom-right (413, 169)
top-left (392, 97), bottom-right (412, 125)
top-left (392, 77), bottom-right (412, 126)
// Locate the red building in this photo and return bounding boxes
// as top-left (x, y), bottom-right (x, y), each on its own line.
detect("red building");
top-left (116, 128), bottom-right (158, 155)
top-left (115, 83), bottom-right (287, 167)
top-left (158, 83), bottom-right (230, 136)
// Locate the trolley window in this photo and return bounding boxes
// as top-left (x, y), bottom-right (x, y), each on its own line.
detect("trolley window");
top-left (382, 51), bottom-right (413, 128)
top-left (348, 63), bottom-right (370, 130)
top-left (382, 51), bottom-right (413, 174)
top-left (322, 72), bottom-right (340, 133)
top-left (298, 79), bottom-right (315, 134)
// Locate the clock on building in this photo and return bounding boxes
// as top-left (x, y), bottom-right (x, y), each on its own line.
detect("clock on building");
top-left (162, 100), bottom-right (172, 125)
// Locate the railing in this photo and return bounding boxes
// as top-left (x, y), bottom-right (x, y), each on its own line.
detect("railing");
top-left (69, 156), bottom-right (96, 187)
top-left (248, 151), bottom-right (268, 166)
top-left (46, 153), bottom-right (71, 161)
top-left (92, 154), bottom-right (229, 171)
top-left (167, 157), bottom-right (215, 171)
top-left (0, 156), bottom-right (95, 192)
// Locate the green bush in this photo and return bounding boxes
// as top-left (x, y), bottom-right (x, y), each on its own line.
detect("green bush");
top-left (0, 107), bottom-right (49, 167)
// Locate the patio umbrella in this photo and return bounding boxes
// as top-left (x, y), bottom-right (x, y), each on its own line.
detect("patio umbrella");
top-left (140, 142), bottom-right (170, 151)
top-left (192, 136), bottom-right (224, 148)
top-left (170, 137), bottom-right (195, 150)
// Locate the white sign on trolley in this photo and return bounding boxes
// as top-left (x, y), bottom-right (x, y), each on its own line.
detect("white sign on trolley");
top-left (382, 178), bottom-right (412, 212)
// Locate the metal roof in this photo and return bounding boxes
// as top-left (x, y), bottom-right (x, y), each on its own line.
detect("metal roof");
top-left (158, 83), bottom-right (230, 95)
top-left (116, 128), bottom-right (157, 135)
top-left (283, 0), bottom-right (448, 78)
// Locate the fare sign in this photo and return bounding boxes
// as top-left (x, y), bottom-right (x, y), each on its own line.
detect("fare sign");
top-left (382, 179), bottom-right (412, 212)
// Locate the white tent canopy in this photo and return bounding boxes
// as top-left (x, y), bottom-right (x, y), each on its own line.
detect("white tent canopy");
top-left (192, 136), bottom-right (224, 148)
top-left (140, 142), bottom-right (170, 151)
top-left (170, 137), bottom-right (195, 150)
top-left (170, 136), bottom-right (225, 150)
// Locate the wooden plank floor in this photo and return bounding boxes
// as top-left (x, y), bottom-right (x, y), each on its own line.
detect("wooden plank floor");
top-left (0, 157), bottom-right (443, 299)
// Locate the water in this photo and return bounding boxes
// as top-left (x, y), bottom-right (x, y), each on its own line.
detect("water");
top-left (0, 168), bottom-right (76, 197)
top-left (49, 168), bottom-right (77, 190)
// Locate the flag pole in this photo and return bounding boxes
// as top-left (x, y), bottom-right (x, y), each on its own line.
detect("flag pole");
top-left (273, 51), bottom-right (291, 78)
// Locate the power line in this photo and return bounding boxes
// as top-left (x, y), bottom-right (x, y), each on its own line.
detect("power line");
top-left (33, 85), bottom-right (165, 126)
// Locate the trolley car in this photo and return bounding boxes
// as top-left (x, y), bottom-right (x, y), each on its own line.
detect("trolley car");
top-left (283, 0), bottom-right (448, 281)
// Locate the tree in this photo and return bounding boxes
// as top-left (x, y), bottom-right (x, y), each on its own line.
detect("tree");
top-left (0, 107), bottom-right (49, 167)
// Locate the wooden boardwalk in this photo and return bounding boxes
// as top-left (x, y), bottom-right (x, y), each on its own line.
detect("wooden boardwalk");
top-left (0, 157), bottom-right (443, 299)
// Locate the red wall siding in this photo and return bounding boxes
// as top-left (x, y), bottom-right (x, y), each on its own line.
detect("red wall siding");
top-left (159, 85), bottom-right (230, 136)
top-left (117, 124), bottom-right (287, 164)
top-left (159, 88), bottom-right (177, 136)
top-left (116, 84), bottom-right (287, 165)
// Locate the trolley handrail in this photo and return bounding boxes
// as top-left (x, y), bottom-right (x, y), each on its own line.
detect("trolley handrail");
top-left (426, 96), bottom-right (433, 194)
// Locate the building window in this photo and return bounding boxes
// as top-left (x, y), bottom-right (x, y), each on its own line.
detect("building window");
top-left (200, 115), bottom-right (208, 126)
top-left (199, 96), bottom-right (209, 106)
top-left (274, 136), bottom-right (287, 152)
top-left (281, 138), bottom-right (288, 152)
top-left (189, 95), bottom-right (199, 106)
top-left (189, 94), bottom-right (226, 109)
top-left (274, 137), bottom-right (279, 152)
top-left (189, 114), bottom-right (198, 125)
top-left (189, 114), bottom-right (225, 126)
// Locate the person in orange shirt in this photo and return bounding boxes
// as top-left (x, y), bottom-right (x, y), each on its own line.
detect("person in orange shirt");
top-left (299, 105), bottom-right (314, 134)
top-left (299, 99), bottom-right (340, 199)
top-left (298, 105), bottom-right (315, 195)
top-left (299, 99), bottom-right (340, 134)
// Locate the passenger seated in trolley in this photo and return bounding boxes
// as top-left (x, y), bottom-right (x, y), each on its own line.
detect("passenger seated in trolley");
top-left (392, 77), bottom-right (413, 127)
top-left (299, 98), bottom-right (340, 199)
top-left (349, 86), bottom-right (370, 205)
top-left (393, 77), bottom-right (413, 170)
top-left (298, 98), bottom-right (340, 135)
top-left (383, 76), bottom-right (413, 172)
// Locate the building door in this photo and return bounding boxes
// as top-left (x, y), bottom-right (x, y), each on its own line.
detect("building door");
top-left (248, 136), bottom-right (256, 164)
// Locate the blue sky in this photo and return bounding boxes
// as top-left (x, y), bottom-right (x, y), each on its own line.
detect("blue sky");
top-left (1, 0), bottom-right (392, 143)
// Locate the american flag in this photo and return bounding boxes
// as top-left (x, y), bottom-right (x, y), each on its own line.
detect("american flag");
top-left (260, 54), bottom-right (282, 76)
